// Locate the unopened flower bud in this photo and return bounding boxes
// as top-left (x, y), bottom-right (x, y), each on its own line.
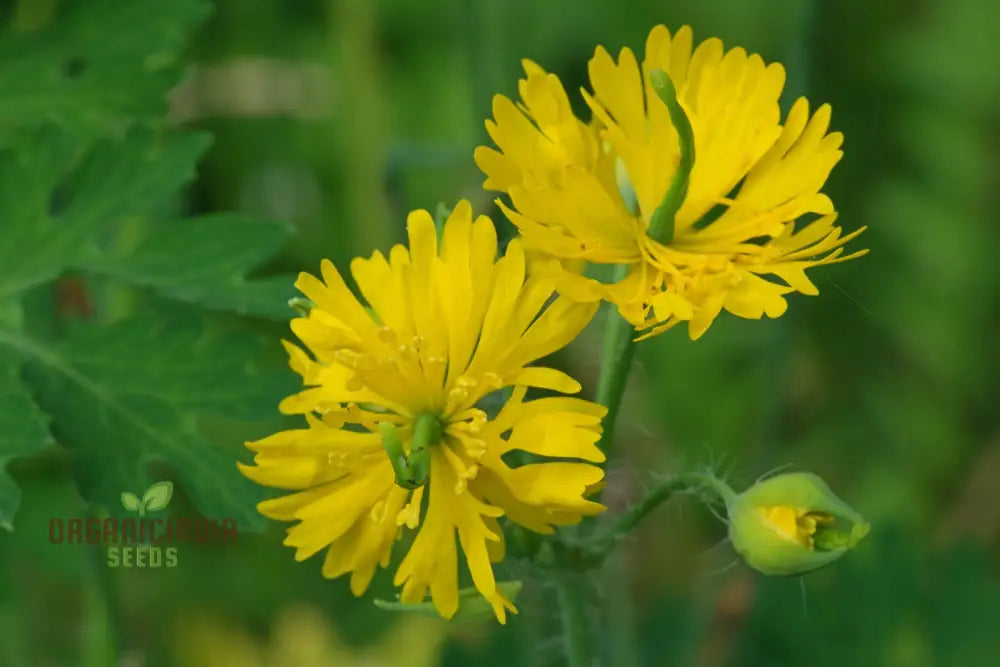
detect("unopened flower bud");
top-left (724, 472), bottom-right (869, 576)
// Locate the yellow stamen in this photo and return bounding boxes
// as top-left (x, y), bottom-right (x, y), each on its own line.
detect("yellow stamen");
top-left (757, 505), bottom-right (833, 549)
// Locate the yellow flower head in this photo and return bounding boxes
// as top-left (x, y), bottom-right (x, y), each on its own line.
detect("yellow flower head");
top-left (475, 25), bottom-right (867, 340)
top-left (240, 201), bottom-right (606, 623)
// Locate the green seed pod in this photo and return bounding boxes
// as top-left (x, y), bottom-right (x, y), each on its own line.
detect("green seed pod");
top-left (646, 68), bottom-right (695, 245)
top-left (287, 297), bottom-right (315, 317)
top-left (724, 472), bottom-right (869, 576)
top-left (379, 414), bottom-right (441, 490)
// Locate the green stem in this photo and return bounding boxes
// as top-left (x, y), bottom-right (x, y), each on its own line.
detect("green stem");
top-left (603, 559), bottom-right (639, 667)
top-left (595, 269), bottom-right (638, 455)
top-left (590, 267), bottom-right (639, 667)
top-left (580, 69), bottom-right (695, 667)
top-left (584, 472), bottom-right (734, 667)
top-left (546, 472), bottom-right (734, 570)
top-left (555, 573), bottom-right (594, 667)
top-left (598, 472), bottom-right (735, 556)
top-left (82, 511), bottom-right (119, 667)
top-left (329, 0), bottom-right (392, 255)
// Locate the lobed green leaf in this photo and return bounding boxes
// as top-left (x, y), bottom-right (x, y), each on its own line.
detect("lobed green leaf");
top-left (79, 214), bottom-right (296, 320)
top-left (0, 0), bottom-right (211, 136)
top-left (0, 319), bottom-right (296, 530)
top-left (0, 347), bottom-right (52, 529)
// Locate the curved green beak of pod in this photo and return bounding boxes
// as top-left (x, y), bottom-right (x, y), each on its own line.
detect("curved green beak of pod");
top-left (725, 472), bottom-right (870, 576)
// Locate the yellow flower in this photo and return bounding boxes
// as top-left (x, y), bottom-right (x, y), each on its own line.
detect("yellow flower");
top-left (475, 25), bottom-right (867, 340)
top-left (239, 201), bottom-right (606, 623)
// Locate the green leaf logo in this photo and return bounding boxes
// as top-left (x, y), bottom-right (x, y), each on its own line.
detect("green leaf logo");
top-left (142, 481), bottom-right (173, 513)
top-left (121, 481), bottom-right (173, 516)
top-left (120, 492), bottom-right (141, 512)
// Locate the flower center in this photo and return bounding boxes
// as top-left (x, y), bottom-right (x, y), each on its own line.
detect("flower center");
top-left (379, 412), bottom-right (444, 490)
top-left (758, 505), bottom-right (835, 550)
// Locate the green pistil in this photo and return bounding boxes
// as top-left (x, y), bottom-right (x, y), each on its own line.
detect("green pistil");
top-left (379, 413), bottom-right (443, 490)
top-left (645, 68), bottom-right (695, 245)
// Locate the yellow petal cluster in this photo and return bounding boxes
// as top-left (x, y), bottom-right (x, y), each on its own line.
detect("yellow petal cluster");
top-left (240, 201), bottom-right (606, 622)
top-left (475, 25), bottom-right (867, 339)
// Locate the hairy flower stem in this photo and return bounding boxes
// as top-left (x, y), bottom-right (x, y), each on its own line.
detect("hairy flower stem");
top-left (556, 69), bottom-right (697, 667)
top-left (555, 572), bottom-right (595, 667)
top-left (555, 266), bottom-right (639, 667)
top-left (595, 269), bottom-right (637, 455)
top-left (82, 510), bottom-right (120, 667)
top-left (599, 472), bottom-right (735, 556)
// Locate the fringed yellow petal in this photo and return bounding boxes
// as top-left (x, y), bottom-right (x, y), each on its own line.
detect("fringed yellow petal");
top-left (242, 200), bottom-right (605, 623)
top-left (476, 24), bottom-right (866, 340)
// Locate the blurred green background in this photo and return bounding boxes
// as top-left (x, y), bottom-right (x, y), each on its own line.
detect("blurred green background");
top-left (1, 0), bottom-right (998, 665)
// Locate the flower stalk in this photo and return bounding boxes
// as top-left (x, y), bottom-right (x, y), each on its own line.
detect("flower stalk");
top-left (555, 572), bottom-right (595, 667)
top-left (558, 266), bottom-right (641, 667)
top-left (593, 67), bottom-right (696, 456)
top-left (596, 472), bottom-right (733, 555)
top-left (595, 268), bottom-right (638, 456)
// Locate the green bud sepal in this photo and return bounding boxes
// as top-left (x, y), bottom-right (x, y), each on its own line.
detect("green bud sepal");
top-left (724, 472), bottom-right (870, 576)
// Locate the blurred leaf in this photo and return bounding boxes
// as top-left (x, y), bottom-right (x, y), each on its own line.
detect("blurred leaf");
top-left (0, 53), bottom-right (297, 531)
top-left (928, 547), bottom-right (1000, 667)
top-left (79, 214), bottom-right (296, 320)
top-left (0, 129), bottom-right (211, 301)
top-left (0, 318), bottom-right (296, 530)
top-left (0, 348), bottom-right (51, 529)
top-left (0, 126), bottom-right (296, 528)
top-left (0, 0), bottom-right (211, 136)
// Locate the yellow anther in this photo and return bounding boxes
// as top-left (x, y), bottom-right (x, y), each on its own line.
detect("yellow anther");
top-left (345, 374), bottom-right (365, 392)
top-left (335, 350), bottom-right (379, 372)
top-left (455, 375), bottom-right (478, 389)
top-left (425, 356), bottom-right (447, 372)
top-left (466, 439), bottom-right (488, 458)
top-left (707, 256), bottom-right (728, 272)
top-left (396, 498), bottom-right (421, 529)
top-left (333, 350), bottom-right (358, 369)
top-left (757, 505), bottom-right (837, 551)
top-left (464, 410), bottom-right (488, 435)
top-left (370, 499), bottom-right (388, 523)
top-left (483, 372), bottom-right (503, 390)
